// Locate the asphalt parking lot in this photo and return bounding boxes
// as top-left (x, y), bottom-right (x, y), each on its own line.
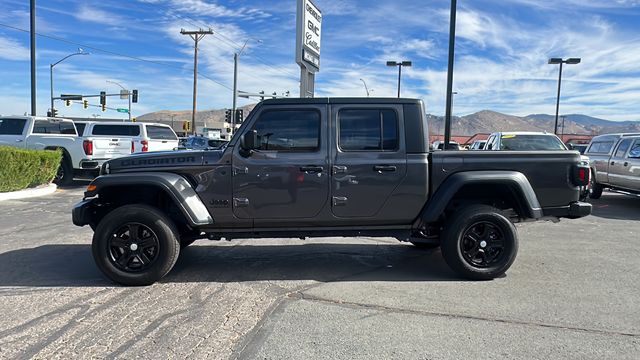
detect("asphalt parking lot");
top-left (0, 186), bottom-right (638, 359)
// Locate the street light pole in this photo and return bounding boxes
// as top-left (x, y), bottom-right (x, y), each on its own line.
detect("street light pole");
top-left (444, 0), bottom-right (458, 151)
top-left (107, 80), bottom-right (131, 121)
top-left (232, 38), bottom-right (261, 135)
top-left (548, 57), bottom-right (581, 134)
top-left (387, 61), bottom-right (412, 98)
top-left (359, 78), bottom-right (370, 97)
top-left (30, 0), bottom-right (36, 116)
top-left (50, 49), bottom-right (89, 115)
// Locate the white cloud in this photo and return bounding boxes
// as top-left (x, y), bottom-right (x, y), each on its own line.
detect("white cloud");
top-left (0, 35), bottom-right (29, 61)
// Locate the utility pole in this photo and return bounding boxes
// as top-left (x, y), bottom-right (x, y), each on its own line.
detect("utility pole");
top-left (30, 0), bottom-right (36, 116)
top-left (181, 28), bottom-right (213, 135)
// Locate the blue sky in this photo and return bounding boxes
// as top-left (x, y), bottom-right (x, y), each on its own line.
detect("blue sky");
top-left (1, 0), bottom-right (640, 120)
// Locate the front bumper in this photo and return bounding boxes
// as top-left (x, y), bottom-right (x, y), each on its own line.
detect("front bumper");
top-left (542, 201), bottom-right (592, 219)
top-left (72, 198), bottom-right (96, 227)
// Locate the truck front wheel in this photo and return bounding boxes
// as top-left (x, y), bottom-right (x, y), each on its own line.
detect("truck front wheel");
top-left (92, 204), bottom-right (180, 286)
top-left (440, 205), bottom-right (518, 280)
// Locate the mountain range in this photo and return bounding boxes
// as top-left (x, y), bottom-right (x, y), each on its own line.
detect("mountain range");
top-left (138, 107), bottom-right (640, 136)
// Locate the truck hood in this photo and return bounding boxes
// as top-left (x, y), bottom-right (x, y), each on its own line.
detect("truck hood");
top-left (106, 150), bottom-right (221, 172)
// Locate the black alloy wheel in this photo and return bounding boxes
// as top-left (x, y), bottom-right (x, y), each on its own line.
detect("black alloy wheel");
top-left (92, 204), bottom-right (180, 286)
top-left (108, 223), bottom-right (160, 273)
top-left (441, 205), bottom-right (518, 280)
top-left (460, 221), bottom-right (505, 268)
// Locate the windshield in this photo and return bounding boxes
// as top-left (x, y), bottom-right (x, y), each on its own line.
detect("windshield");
top-left (500, 135), bottom-right (567, 151)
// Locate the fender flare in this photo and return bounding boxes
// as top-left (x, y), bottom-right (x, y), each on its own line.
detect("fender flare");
top-left (87, 172), bottom-right (213, 226)
top-left (416, 171), bottom-right (543, 226)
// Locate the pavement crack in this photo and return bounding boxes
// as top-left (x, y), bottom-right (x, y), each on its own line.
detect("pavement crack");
top-left (295, 293), bottom-right (640, 339)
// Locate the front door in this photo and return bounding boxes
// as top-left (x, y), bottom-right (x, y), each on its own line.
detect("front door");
top-left (232, 106), bottom-right (329, 225)
top-left (330, 105), bottom-right (407, 218)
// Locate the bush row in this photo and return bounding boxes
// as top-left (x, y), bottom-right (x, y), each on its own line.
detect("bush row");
top-left (0, 146), bottom-right (61, 193)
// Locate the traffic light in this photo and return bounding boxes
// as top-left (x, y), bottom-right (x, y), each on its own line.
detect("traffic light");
top-left (225, 109), bottom-right (231, 123)
top-left (83, 99), bottom-right (89, 109)
top-left (182, 121), bottom-right (191, 132)
top-left (52, 108), bottom-right (58, 117)
top-left (132, 90), bottom-right (138, 103)
top-left (65, 99), bottom-right (71, 107)
top-left (259, 91), bottom-right (265, 101)
top-left (101, 104), bottom-right (106, 112)
top-left (235, 109), bottom-right (244, 124)
top-left (100, 91), bottom-right (106, 106)
top-left (132, 117), bottom-right (136, 122)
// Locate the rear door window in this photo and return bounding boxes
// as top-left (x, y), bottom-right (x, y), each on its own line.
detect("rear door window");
top-left (92, 125), bottom-right (140, 136)
top-left (614, 139), bottom-right (633, 158)
top-left (33, 120), bottom-right (77, 135)
top-left (252, 110), bottom-right (321, 151)
top-left (0, 118), bottom-right (27, 135)
top-left (339, 109), bottom-right (399, 151)
top-left (146, 125), bottom-right (177, 140)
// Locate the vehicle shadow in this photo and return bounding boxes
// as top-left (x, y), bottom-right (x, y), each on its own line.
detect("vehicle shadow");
top-left (0, 243), bottom-right (458, 287)
top-left (588, 192), bottom-right (640, 221)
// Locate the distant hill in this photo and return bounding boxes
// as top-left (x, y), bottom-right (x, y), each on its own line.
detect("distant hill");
top-left (138, 106), bottom-right (640, 136)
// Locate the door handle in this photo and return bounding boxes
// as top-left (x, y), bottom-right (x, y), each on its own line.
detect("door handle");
top-left (624, 162), bottom-right (629, 167)
top-left (15, 139), bottom-right (23, 142)
top-left (374, 165), bottom-right (397, 173)
top-left (611, 161), bottom-right (615, 165)
top-left (300, 166), bottom-right (323, 173)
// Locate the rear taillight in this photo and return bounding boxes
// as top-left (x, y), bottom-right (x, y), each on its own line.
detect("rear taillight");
top-left (141, 140), bottom-right (149, 152)
top-left (572, 165), bottom-right (590, 186)
top-left (83, 140), bottom-right (93, 155)
top-left (131, 141), bottom-right (135, 154)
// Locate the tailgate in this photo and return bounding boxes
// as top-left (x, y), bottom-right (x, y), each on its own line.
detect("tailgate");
top-left (91, 137), bottom-right (131, 157)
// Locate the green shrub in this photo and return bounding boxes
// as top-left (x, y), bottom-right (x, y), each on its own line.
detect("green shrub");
top-left (0, 146), bottom-right (62, 192)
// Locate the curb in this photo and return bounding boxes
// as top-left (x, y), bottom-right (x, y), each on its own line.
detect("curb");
top-left (0, 183), bottom-right (58, 202)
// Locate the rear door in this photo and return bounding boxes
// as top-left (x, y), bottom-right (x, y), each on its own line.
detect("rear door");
top-left (619, 138), bottom-right (640, 190)
top-left (607, 138), bottom-right (633, 187)
top-left (330, 104), bottom-right (407, 218)
top-left (145, 125), bottom-right (178, 152)
top-left (231, 105), bottom-right (329, 225)
top-left (0, 118), bottom-right (28, 148)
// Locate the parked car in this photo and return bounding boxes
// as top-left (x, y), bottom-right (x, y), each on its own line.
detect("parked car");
top-left (431, 140), bottom-right (461, 150)
top-left (484, 132), bottom-right (568, 151)
top-left (73, 97), bottom-right (591, 286)
top-left (178, 136), bottom-right (229, 150)
top-left (469, 140), bottom-right (487, 150)
top-left (0, 116), bottom-right (132, 184)
top-left (78, 122), bottom-right (179, 153)
top-left (585, 133), bottom-right (640, 198)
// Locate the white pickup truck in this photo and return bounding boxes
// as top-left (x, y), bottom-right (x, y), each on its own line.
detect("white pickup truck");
top-left (0, 116), bottom-right (132, 185)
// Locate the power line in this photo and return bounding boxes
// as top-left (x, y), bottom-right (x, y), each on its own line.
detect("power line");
top-left (0, 22), bottom-right (234, 92)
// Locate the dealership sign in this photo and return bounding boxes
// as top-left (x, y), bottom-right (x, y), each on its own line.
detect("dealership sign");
top-left (296, 0), bottom-right (322, 72)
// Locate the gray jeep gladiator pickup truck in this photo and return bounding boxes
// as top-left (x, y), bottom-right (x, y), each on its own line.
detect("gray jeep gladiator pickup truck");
top-left (72, 98), bottom-right (591, 285)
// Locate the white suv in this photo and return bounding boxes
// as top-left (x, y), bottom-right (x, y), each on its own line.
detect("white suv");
top-left (80, 122), bottom-right (178, 153)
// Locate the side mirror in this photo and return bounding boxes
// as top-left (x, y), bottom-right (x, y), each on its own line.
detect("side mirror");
top-left (240, 130), bottom-right (258, 151)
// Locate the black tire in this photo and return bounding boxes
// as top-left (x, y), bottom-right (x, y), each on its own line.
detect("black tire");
top-left (441, 205), bottom-right (518, 280)
top-left (410, 241), bottom-right (440, 249)
top-left (92, 204), bottom-right (180, 286)
top-left (589, 171), bottom-right (603, 199)
top-left (53, 154), bottom-right (74, 186)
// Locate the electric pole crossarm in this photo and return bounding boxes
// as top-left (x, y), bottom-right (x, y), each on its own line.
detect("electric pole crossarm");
top-left (181, 28), bottom-right (213, 135)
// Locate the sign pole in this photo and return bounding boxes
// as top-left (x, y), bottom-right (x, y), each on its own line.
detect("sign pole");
top-left (296, 0), bottom-right (322, 98)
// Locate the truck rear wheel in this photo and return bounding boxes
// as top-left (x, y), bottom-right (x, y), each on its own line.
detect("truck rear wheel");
top-left (92, 204), bottom-right (180, 286)
top-left (588, 171), bottom-right (603, 199)
top-left (440, 205), bottom-right (518, 280)
top-left (53, 155), bottom-right (73, 186)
